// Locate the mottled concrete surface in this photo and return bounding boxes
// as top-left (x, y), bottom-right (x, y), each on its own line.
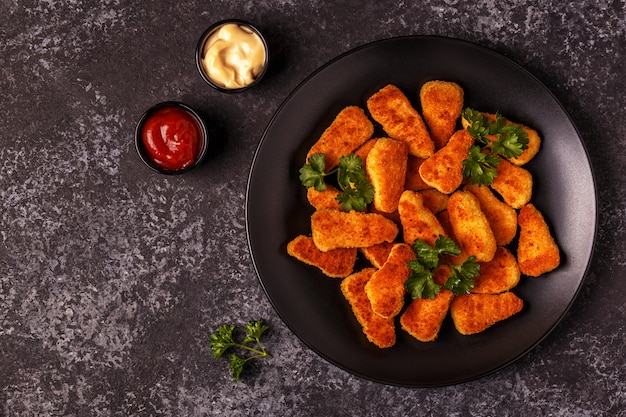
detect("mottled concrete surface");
top-left (1, 0), bottom-right (624, 416)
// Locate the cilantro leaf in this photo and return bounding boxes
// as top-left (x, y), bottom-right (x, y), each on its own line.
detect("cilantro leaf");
top-left (434, 235), bottom-right (462, 257)
top-left (490, 121), bottom-right (529, 159)
top-left (411, 239), bottom-right (441, 269)
top-left (444, 256), bottom-right (480, 295)
top-left (462, 108), bottom-right (491, 144)
top-left (405, 259), bottom-right (441, 300)
top-left (336, 184), bottom-right (369, 212)
top-left (462, 146), bottom-right (500, 186)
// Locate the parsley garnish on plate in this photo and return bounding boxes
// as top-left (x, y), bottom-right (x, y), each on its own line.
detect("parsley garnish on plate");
top-left (405, 236), bottom-right (480, 299)
top-left (299, 153), bottom-right (374, 211)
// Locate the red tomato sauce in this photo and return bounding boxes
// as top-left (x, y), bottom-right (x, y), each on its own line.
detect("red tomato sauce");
top-left (141, 106), bottom-right (203, 171)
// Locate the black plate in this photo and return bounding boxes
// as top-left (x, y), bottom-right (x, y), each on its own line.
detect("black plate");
top-left (245, 36), bottom-right (596, 387)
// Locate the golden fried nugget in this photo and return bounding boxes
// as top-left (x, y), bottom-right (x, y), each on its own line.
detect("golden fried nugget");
top-left (367, 84), bottom-right (435, 158)
top-left (366, 138), bottom-right (408, 213)
top-left (364, 243), bottom-right (415, 319)
top-left (491, 158), bottom-right (533, 209)
top-left (465, 183), bottom-right (517, 246)
top-left (287, 235), bottom-right (357, 278)
top-left (398, 190), bottom-right (448, 247)
top-left (307, 184), bottom-right (342, 210)
top-left (447, 190), bottom-right (497, 262)
top-left (311, 209), bottom-right (399, 252)
top-left (404, 155), bottom-right (430, 191)
top-left (418, 129), bottom-right (474, 194)
top-left (419, 80), bottom-right (464, 149)
top-left (401, 289), bottom-right (454, 342)
top-left (341, 268), bottom-right (396, 348)
top-left (306, 106), bottom-right (374, 171)
top-left (360, 241), bottom-right (394, 269)
top-left (353, 138), bottom-right (379, 167)
top-left (420, 189), bottom-right (449, 214)
top-left (450, 292), bottom-right (523, 335)
top-left (517, 204), bottom-right (560, 277)
top-left (472, 247), bottom-right (521, 293)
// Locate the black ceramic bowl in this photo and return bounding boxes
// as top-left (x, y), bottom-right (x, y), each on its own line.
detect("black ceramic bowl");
top-left (195, 19), bottom-right (269, 93)
top-left (135, 101), bottom-right (208, 175)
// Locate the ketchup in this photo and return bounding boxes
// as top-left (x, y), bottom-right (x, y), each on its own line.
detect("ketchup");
top-left (141, 106), bottom-right (203, 171)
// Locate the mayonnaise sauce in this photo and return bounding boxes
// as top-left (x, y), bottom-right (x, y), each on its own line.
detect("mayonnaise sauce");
top-left (200, 23), bottom-right (266, 89)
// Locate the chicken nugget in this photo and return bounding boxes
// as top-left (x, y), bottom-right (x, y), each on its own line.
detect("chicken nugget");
top-left (517, 204), bottom-right (560, 277)
top-left (400, 289), bottom-right (454, 342)
top-left (404, 155), bottom-right (430, 191)
top-left (419, 80), bottom-right (464, 149)
top-left (367, 84), bottom-right (435, 158)
top-left (490, 158), bottom-right (533, 209)
top-left (360, 241), bottom-right (394, 269)
top-left (306, 106), bottom-right (374, 171)
top-left (398, 190), bottom-right (447, 247)
top-left (287, 235), bottom-right (357, 278)
top-left (447, 190), bottom-right (497, 262)
top-left (307, 184), bottom-right (342, 210)
top-left (341, 268), bottom-right (396, 348)
top-left (465, 183), bottom-right (517, 246)
top-left (418, 129), bottom-right (474, 194)
top-left (472, 247), bottom-right (521, 293)
top-left (364, 243), bottom-right (415, 319)
top-left (366, 138), bottom-right (408, 213)
top-left (311, 209), bottom-right (398, 252)
top-left (450, 292), bottom-right (523, 335)
top-left (353, 138), bottom-right (379, 167)
top-left (420, 189), bottom-right (449, 214)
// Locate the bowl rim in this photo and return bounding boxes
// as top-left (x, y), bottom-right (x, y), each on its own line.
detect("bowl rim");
top-left (195, 19), bottom-right (269, 93)
top-left (135, 101), bottom-right (209, 175)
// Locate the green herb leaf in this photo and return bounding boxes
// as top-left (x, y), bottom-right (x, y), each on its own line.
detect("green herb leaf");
top-left (405, 259), bottom-right (441, 300)
top-left (209, 324), bottom-right (236, 359)
top-left (490, 120), bottom-right (529, 159)
top-left (434, 235), bottom-right (462, 257)
top-left (444, 256), bottom-right (480, 295)
top-left (462, 146), bottom-right (500, 186)
top-left (411, 239), bottom-right (441, 269)
top-left (462, 108), bottom-right (491, 144)
top-left (209, 319), bottom-right (272, 381)
top-left (299, 153), bottom-right (328, 191)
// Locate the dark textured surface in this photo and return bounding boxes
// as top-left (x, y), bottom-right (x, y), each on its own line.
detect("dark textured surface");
top-left (1, 1), bottom-right (624, 416)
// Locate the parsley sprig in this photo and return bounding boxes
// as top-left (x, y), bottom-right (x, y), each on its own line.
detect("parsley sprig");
top-left (209, 319), bottom-right (272, 381)
top-left (405, 235), bottom-right (480, 299)
top-left (299, 153), bottom-right (374, 211)
top-left (462, 108), bottom-right (529, 186)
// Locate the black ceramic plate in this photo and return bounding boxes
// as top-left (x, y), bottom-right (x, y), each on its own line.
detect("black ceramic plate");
top-left (246, 36), bottom-right (596, 387)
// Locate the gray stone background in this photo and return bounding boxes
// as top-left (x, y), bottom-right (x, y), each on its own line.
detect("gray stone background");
top-left (1, 0), bottom-right (624, 416)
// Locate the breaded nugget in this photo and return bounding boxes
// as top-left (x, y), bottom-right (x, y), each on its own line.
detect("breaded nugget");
top-left (307, 184), bottom-right (343, 210)
top-left (447, 190), bottom-right (497, 262)
top-left (450, 292), bottom-right (524, 335)
top-left (490, 158), bottom-right (533, 209)
top-left (472, 247), bottom-right (521, 293)
top-left (340, 268), bottom-right (396, 348)
top-left (367, 84), bottom-right (435, 158)
top-left (353, 138), bottom-right (379, 167)
top-left (419, 80), bottom-right (464, 149)
top-left (401, 289), bottom-right (454, 342)
top-left (364, 243), bottom-right (415, 319)
top-left (287, 235), bottom-right (357, 278)
top-left (420, 189), bottom-right (449, 214)
top-left (366, 138), bottom-right (408, 213)
top-left (398, 190), bottom-right (447, 247)
top-left (465, 183), bottom-right (517, 246)
top-left (360, 241), bottom-right (394, 269)
top-left (404, 155), bottom-right (430, 191)
top-left (306, 106), bottom-right (374, 171)
top-left (418, 129), bottom-right (474, 194)
top-left (311, 209), bottom-right (399, 252)
top-left (517, 204), bottom-right (560, 277)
